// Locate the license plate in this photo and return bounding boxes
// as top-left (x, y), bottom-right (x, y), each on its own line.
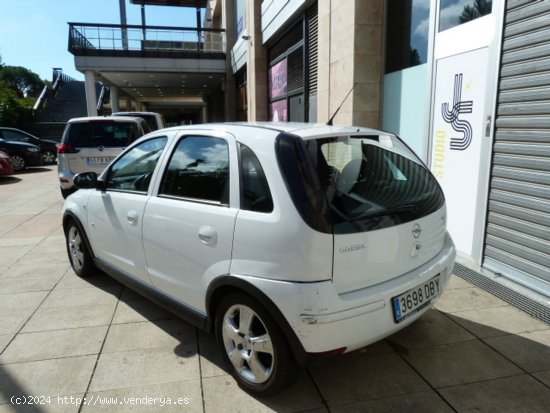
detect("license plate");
top-left (392, 275), bottom-right (441, 323)
top-left (86, 157), bottom-right (114, 165)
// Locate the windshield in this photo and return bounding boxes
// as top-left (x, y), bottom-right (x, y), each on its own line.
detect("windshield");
top-left (305, 135), bottom-right (444, 234)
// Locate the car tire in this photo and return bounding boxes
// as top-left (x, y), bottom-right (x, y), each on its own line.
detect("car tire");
top-left (9, 154), bottom-right (26, 171)
top-left (42, 150), bottom-right (56, 164)
top-left (64, 220), bottom-right (95, 278)
top-left (60, 188), bottom-right (76, 199)
top-left (215, 293), bottom-right (297, 396)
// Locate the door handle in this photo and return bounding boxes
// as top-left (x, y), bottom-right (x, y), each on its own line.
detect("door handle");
top-left (127, 210), bottom-right (139, 225)
top-left (198, 226), bottom-right (217, 245)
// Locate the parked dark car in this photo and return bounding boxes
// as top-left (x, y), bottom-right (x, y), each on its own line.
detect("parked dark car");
top-left (0, 127), bottom-right (58, 164)
top-left (0, 151), bottom-right (14, 175)
top-left (0, 138), bottom-right (42, 171)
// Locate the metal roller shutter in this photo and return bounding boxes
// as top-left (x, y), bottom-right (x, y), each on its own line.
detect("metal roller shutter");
top-left (484, 0), bottom-right (550, 288)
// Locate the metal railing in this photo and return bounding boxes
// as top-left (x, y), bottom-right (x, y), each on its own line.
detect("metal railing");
top-left (34, 68), bottom-right (79, 112)
top-left (68, 22), bottom-right (226, 56)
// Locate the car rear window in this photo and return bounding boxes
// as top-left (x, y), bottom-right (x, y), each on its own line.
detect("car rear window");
top-left (64, 121), bottom-right (140, 147)
top-left (276, 133), bottom-right (445, 234)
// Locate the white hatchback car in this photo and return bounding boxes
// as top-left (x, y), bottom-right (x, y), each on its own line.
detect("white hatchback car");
top-left (62, 123), bottom-right (455, 395)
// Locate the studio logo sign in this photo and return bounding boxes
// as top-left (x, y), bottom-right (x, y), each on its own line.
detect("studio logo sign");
top-left (441, 73), bottom-right (473, 151)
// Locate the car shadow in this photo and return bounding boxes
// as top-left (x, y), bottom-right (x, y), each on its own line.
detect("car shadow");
top-left (0, 177), bottom-right (21, 185)
top-left (16, 167), bottom-right (52, 174)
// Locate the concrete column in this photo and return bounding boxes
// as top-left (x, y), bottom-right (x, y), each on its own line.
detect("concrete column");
top-left (246, 0), bottom-right (268, 121)
top-left (222, 0), bottom-right (237, 121)
top-left (202, 106), bottom-right (208, 123)
top-left (317, 0), bottom-right (384, 128)
top-left (84, 71), bottom-right (98, 116)
top-left (110, 86), bottom-right (120, 113)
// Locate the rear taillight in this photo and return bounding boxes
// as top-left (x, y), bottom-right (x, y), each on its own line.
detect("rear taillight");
top-left (57, 144), bottom-right (79, 154)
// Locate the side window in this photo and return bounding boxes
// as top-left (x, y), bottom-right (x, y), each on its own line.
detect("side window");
top-left (160, 136), bottom-right (229, 204)
top-left (240, 145), bottom-right (273, 213)
top-left (3, 130), bottom-right (26, 142)
top-left (106, 137), bottom-right (167, 193)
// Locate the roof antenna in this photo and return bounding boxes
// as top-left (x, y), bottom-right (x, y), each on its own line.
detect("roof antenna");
top-left (327, 82), bottom-right (357, 126)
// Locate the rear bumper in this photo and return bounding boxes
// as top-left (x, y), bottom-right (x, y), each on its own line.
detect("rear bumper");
top-left (239, 232), bottom-right (456, 354)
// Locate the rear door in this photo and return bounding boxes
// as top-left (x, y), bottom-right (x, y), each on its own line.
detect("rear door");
top-left (143, 131), bottom-right (238, 313)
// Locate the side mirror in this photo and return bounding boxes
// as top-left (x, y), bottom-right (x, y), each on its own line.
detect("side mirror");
top-left (73, 172), bottom-right (101, 190)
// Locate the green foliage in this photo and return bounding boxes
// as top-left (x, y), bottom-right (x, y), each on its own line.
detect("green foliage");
top-left (460, 0), bottom-right (492, 24)
top-left (0, 65), bottom-right (45, 98)
top-left (0, 80), bottom-right (36, 127)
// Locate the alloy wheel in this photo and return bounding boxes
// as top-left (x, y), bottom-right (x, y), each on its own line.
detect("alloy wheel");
top-left (67, 226), bottom-right (84, 272)
top-left (42, 150), bottom-right (56, 164)
top-left (221, 304), bottom-right (275, 384)
top-left (9, 155), bottom-right (25, 171)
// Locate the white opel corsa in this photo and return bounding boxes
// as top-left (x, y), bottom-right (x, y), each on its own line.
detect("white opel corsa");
top-left (62, 123), bottom-right (455, 395)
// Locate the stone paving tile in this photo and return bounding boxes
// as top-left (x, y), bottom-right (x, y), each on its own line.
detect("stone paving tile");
top-left (111, 299), bottom-right (175, 325)
top-left (434, 287), bottom-right (508, 313)
top-left (0, 291), bottom-right (48, 335)
top-left (197, 331), bottom-right (228, 379)
top-left (0, 246), bottom-right (34, 267)
top-left (102, 319), bottom-right (195, 354)
top-left (54, 270), bottom-right (121, 290)
top-left (202, 373), bottom-right (324, 413)
top-left (308, 351), bottom-right (429, 405)
top-left (22, 301), bottom-right (117, 333)
top-left (0, 263), bottom-right (69, 280)
top-left (388, 309), bottom-right (475, 350)
top-left (402, 340), bottom-right (522, 389)
top-left (330, 390), bottom-right (454, 413)
top-left (439, 375), bottom-right (550, 413)
top-left (39, 286), bottom-right (121, 309)
top-left (0, 276), bottom-right (60, 295)
top-left (0, 215), bottom-right (36, 237)
top-left (81, 380), bottom-right (203, 413)
top-left (533, 370), bottom-right (550, 388)
top-left (484, 330), bottom-right (550, 373)
top-left (89, 347), bottom-right (200, 393)
top-left (0, 356), bottom-right (96, 404)
top-left (0, 396), bottom-right (82, 413)
top-left (0, 335), bottom-right (13, 354)
top-left (0, 326), bottom-right (107, 364)
top-left (449, 305), bottom-right (550, 339)
top-left (445, 275), bottom-right (473, 290)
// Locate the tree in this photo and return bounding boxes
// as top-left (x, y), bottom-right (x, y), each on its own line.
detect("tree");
top-left (0, 66), bottom-right (45, 98)
top-left (460, 0), bottom-right (492, 24)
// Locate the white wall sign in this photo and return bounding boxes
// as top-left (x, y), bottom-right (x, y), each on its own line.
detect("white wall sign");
top-left (430, 47), bottom-right (489, 256)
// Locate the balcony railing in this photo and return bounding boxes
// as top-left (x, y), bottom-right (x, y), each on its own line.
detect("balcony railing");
top-left (68, 22), bottom-right (225, 58)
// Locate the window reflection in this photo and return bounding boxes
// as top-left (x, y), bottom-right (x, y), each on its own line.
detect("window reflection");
top-left (439, 0), bottom-right (492, 32)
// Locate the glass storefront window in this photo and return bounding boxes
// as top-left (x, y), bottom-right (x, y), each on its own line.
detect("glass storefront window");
top-left (439, 0), bottom-right (492, 32)
top-left (385, 0), bottom-right (430, 74)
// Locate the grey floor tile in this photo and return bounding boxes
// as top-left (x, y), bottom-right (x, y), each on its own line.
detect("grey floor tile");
top-left (197, 331), bottom-right (227, 378)
top-left (0, 326), bottom-right (107, 364)
top-left (484, 330), bottom-right (550, 373)
top-left (54, 271), bottom-right (120, 290)
top-left (40, 286), bottom-right (120, 309)
top-left (403, 340), bottom-right (522, 388)
top-left (0, 263), bottom-right (69, 280)
top-left (111, 300), bottom-right (175, 324)
top-left (203, 373), bottom-right (324, 413)
top-left (0, 291), bottom-right (48, 334)
top-left (0, 395), bottom-right (82, 413)
top-left (533, 370), bottom-right (550, 388)
top-left (388, 309), bottom-right (475, 350)
top-left (440, 375), bottom-right (550, 413)
top-left (330, 390), bottom-right (454, 413)
top-left (0, 335), bottom-right (13, 354)
top-left (81, 380), bottom-right (202, 412)
top-left (308, 351), bottom-right (429, 405)
top-left (0, 246), bottom-right (33, 267)
top-left (434, 287), bottom-right (508, 313)
top-left (445, 275), bottom-right (473, 290)
top-left (22, 303), bottom-right (117, 333)
top-left (89, 347), bottom-right (200, 392)
top-left (449, 306), bottom-right (550, 339)
top-left (0, 356), bottom-right (96, 404)
top-left (102, 319), bottom-right (195, 354)
top-left (0, 276), bottom-right (60, 295)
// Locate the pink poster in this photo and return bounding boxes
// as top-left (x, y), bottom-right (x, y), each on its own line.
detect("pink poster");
top-left (269, 59), bottom-right (287, 100)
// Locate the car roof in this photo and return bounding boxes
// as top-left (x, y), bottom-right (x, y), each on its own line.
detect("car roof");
top-left (112, 112), bottom-right (161, 116)
top-left (68, 116), bottom-right (145, 124)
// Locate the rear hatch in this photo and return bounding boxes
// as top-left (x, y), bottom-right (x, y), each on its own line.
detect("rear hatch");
top-left (303, 134), bottom-right (447, 294)
top-left (61, 120), bottom-right (142, 175)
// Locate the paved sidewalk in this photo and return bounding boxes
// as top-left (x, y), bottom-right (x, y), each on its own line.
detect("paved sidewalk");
top-left (1, 166), bottom-right (550, 413)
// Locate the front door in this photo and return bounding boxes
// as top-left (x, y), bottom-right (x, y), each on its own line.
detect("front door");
top-left (143, 133), bottom-right (239, 313)
top-left (429, 0), bottom-right (505, 263)
top-left (87, 136), bottom-right (168, 284)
